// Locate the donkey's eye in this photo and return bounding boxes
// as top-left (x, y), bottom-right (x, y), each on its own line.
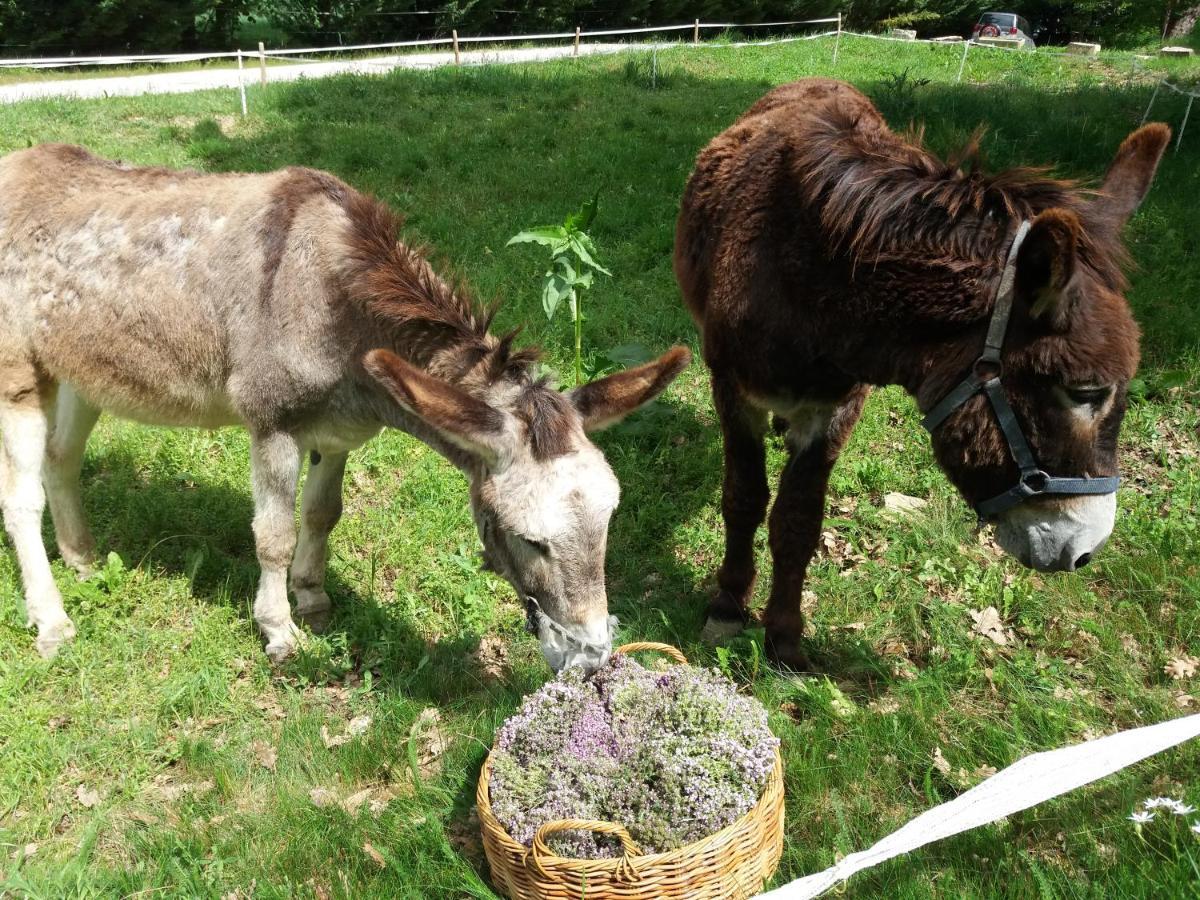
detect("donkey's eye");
top-left (1064, 385), bottom-right (1113, 406)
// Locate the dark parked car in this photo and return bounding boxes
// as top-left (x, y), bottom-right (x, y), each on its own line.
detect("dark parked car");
top-left (971, 11), bottom-right (1036, 49)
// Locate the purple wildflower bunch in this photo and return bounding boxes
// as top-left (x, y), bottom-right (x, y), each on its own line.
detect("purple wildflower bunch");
top-left (489, 654), bottom-right (779, 859)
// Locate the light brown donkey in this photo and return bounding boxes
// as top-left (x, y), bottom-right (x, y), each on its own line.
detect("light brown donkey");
top-left (0, 144), bottom-right (688, 668)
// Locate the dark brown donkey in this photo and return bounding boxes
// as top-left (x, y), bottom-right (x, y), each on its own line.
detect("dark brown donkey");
top-left (675, 78), bottom-right (1170, 669)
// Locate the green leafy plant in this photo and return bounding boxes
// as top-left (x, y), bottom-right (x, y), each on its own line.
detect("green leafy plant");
top-left (508, 195), bottom-right (611, 386)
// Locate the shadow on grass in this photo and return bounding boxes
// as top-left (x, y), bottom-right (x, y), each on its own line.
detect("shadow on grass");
top-left (163, 53), bottom-right (1200, 692)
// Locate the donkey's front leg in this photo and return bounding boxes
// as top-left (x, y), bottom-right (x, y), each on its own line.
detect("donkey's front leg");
top-left (705, 375), bottom-right (770, 640)
top-left (249, 430), bottom-right (303, 663)
top-left (290, 450), bottom-right (347, 634)
top-left (763, 387), bottom-right (869, 670)
top-left (0, 391), bottom-right (76, 657)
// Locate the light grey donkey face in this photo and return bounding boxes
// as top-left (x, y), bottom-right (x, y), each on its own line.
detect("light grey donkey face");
top-left (473, 441), bottom-right (621, 672)
top-left (365, 346), bottom-right (690, 673)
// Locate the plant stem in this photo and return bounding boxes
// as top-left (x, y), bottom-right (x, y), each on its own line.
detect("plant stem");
top-left (573, 290), bottom-right (583, 386)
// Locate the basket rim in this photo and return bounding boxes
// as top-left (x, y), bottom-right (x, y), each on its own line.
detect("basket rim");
top-left (476, 744), bottom-right (784, 870)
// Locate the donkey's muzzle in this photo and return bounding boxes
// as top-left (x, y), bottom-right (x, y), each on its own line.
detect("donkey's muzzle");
top-left (993, 493), bottom-right (1116, 573)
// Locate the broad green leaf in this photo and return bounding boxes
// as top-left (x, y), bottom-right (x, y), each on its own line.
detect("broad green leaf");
top-left (605, 342), bottom-right (653, 368)
top-left (554, 256), bottom-right (579, 283)
top-left (569, 232), bottom-right (612, 276)
top-left (542, 273), bottom-right (572, 320)
top-left (565, 191), bottom-right (599, 232)
top-left (508, 225), bottom-right (568, 247)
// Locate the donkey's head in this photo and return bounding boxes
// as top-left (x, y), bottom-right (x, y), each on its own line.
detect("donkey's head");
top-left (365, 346), bottom-right (690, 671)
top-left (925, 124), bottom-right (1170, 572)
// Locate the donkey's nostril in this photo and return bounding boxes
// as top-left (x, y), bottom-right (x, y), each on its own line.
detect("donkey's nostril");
top-left (1074, 552), bottom-right (1093, 570)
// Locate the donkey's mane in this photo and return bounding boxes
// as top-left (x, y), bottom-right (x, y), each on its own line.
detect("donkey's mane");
top-left (793, 110), bottom-right (1126, 284)
top-left (341, 190), bottom-right (541, 383)
top-left (341, 190), bottom-right (578, 459)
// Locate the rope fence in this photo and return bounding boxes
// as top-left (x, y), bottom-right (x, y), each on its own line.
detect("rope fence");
top-left (0, 14), bottom-right (1193, 148)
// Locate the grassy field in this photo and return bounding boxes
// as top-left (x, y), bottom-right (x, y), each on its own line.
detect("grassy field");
top-left (1, 33), bottom-right (1199, 899)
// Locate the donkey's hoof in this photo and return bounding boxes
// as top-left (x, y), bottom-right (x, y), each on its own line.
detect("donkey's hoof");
top-left (765, 634), bottom-right (813, 674)
top-left (295, 591), bottom-right (332, 634)
top-left (263, 624), bottom-right (302, 665)
top-left (36, 617), bottom-right (77, 659)
top-left (61, 548), bottom-right (98, 579)
top-left (701, 615), bottom-right (746, 643)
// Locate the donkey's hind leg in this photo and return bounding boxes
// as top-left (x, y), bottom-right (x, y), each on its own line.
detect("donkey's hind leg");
top-left (0, 382), bottom-right (75, 657)
top-left (45, 385), bottom-right (100, 576)
top-left (290, 450), bottom-right (347, 634)
top-left (705, 374), bottom-right (770, 641)
top-left (249, 430), bottom-right (303, 663)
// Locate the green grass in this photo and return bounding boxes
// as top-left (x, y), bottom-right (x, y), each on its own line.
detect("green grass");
top-left (2, 34), bottom-right (1200, 900)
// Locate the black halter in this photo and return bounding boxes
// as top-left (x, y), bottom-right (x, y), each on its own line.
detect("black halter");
top-left (920, 220), bottom-right (1119, 520)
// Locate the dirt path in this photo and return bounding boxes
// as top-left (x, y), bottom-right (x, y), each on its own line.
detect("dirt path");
top-left (0, 43), bottom-right (640, 105)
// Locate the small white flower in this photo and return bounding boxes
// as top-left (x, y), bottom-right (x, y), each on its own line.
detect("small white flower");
top-left (1143, 796), bottom-right (1175, 810)
top-left (1170, 802), bottom-right (1196, 815)
top-left (1191, 822), bottom-right (1200, 835)
top-left (1129, 810), bottom-right (1154, 823)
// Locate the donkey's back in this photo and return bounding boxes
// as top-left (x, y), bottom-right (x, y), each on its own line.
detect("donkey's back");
top-left (0, 145), bottom-right (379, 660)
top-left (674, 77), bottom-right (883, 349)
top-left (0, 144), bottom-right (361, 428)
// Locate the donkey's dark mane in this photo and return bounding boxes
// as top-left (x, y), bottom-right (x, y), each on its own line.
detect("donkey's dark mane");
top-left (341, 190), bottom-right (579, 459)
top-left (794, 110), bottom-right (1127, 286)
top-left (341, 190), bottom-right (541, 383)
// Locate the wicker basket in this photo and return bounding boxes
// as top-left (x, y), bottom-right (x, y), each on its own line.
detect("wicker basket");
top-left (477, 642), bottom-right (785, 899)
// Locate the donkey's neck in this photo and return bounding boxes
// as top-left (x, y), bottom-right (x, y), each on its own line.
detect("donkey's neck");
top-left (827, 261), bottom-right (1002, 410)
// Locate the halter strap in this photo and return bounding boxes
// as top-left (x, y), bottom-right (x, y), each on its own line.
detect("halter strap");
top-left (525, 596), bottom-right (618, 658)
top-left (920, 220), bottom-right (1120, 520)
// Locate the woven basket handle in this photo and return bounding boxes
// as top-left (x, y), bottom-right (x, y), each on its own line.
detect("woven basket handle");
top-left (529, 819), bottom-right (644, 882)
top-left (614, 641), bottom-right (688, 664)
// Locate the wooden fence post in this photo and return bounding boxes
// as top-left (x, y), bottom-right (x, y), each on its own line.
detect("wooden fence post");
top-left (574, 26), bottom-right (581, 57)
top-left (693, 19), bottom-right (700, 45)
top-left (452, 29), bottom-right (460, 65)
top-left (257, 41), bottom-right (267, 86)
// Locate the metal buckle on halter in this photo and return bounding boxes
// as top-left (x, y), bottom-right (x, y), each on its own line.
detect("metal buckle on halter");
top-left (973, 356), bottom-right (1002, 383)
top-left (1020, 470), bottom-right (1050, 495)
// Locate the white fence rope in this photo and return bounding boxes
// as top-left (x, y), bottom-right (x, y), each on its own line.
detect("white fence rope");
top-left (761, 713), bottom-right (1200, 899)
top-left (0, 18), bottom-right (841, 67)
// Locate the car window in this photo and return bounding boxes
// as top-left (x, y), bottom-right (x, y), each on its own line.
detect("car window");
top-left (980, 13), bottom-right (1015, 27)
top-left (1017, 17), bottom-right (1030, 34)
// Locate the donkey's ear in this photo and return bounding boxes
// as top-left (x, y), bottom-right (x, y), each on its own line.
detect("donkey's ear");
top-left (569, 346), bottom-right (691, 432)
top-left (364, 349), bottom-right (507, 462)
top-left (1092, 123), bottom-right (1171, 228)
top-left (1016, 209), bottom-right (1080, 332)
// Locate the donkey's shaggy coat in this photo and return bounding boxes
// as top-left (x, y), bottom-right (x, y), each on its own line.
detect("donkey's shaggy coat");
top-left (675, 79), bottom-right (1169, 668)
top-left (0, 144), bottom-right (687, 666)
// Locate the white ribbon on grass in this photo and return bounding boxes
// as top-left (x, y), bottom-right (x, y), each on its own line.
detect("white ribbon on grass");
top-left (761, 713), bottom-right (1200, 899)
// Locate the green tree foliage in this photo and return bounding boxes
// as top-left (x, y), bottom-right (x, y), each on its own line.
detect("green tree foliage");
top-left (0, 1), bottom-right (253, 55)
top-left (0, 0), bottom-right (1182, 56)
